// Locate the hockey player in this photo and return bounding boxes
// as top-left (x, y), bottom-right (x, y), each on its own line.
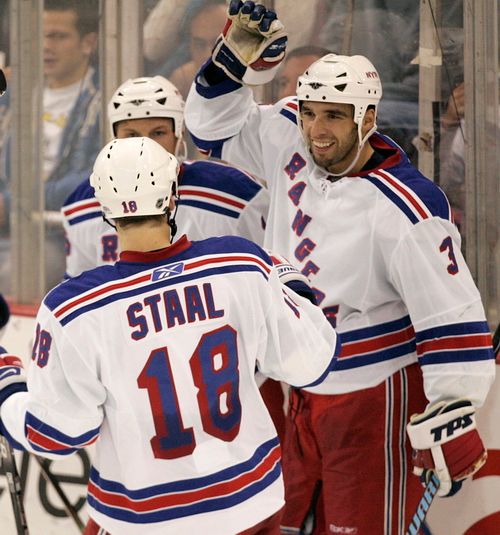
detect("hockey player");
top-left (61, 75), bottom-right (287, 442)
top-left (0, 137), bottom-right (340, 535)
top-left (62, 75), bottom-right (269, 278)
top-left (184, 2), bottom-right (496, 534)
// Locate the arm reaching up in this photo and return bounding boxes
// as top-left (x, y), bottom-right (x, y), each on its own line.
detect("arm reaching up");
top-left (212, 0), bottom-right (287, 86)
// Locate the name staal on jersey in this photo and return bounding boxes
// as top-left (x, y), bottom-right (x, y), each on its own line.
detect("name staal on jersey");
top-left (0, 236), bottom-right (339, 535)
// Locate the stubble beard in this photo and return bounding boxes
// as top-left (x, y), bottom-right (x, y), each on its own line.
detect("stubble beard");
top-left (310, 128), bottom-right (359, 174)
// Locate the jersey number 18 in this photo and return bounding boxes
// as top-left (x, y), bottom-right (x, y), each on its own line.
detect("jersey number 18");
top-left (138, 324), bottom-right (242, 460)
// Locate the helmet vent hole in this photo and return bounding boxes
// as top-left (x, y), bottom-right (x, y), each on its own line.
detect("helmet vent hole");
top-left (136, 173), bottom-right (140, 179)
top-left (150, 172), bottom-right (154, 177)
top-left (151, 181), bottom-right (155, 185)
top-left (127, 113), bottom-right (131, 117)
top-left (109, 176), bottom-right (113, 181)
top-left (336, 72), bottom-right (347, 78)
top-left (113, 187), bottom-right (117, 193)
top-left (322, 96), bottom-right (326, 100)
top-left (157, 98), bottom-right (166, 105)
top-left (335, 84), bottom-right (347, 92)
top-left (306, 94), bottom-right (310, 98)
top-left (135, 186), bottom-right (138, 192)
top-left (113, 103), bottom-right (120, 109)
top-left (146, 111), bottom-right (150, 115)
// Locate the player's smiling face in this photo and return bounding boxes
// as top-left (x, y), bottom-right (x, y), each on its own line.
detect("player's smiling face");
top-left (115, 117), bottom-right (177, 153)
top-left (300, 101), bottom-right (359, 174)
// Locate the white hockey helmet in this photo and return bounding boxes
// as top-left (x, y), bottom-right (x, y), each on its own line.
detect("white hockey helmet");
top-left (90, 137), bottom-right (179, 219)
top-left (296, 54), bottom-right (382, 124)
top-left (297, 54), bottom-right (382, 176)
top-left (108, 76), bottom-right (185, 139)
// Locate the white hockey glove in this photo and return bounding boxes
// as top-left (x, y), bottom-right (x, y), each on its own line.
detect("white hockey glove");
top-left (0, 347), bottom-right (27, 407)
top-left (212, 0), bottom-right (288, 86)
top-left (407, 399), bottom-right (487, 497)
top-left (268, 251), bottom-right (316, 305)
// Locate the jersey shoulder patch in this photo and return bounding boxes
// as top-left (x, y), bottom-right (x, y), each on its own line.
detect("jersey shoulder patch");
top-left (277, 97), bottom-right (298, 125)
top-left (63, 178), bottom-right (94, 206)
top-left (190, 235), bottom-right (271, 266)
top-left (62, 178), bottom-right (102, 226)
top-left (178, 160), bottom-right (263, 219)
top-left (365, 165), bottom-right (452, 225)
top-left (44, 265), bottom-right (121, 313)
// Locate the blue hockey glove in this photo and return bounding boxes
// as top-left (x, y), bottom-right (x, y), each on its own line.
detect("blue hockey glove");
top-left (212, 0), bottom-right (288, 86)
top-left (407, 399), bottom-right (487, 497)
top-left (0, 347), bottom-right (27, 406)
top-left (268, 251), bottom-right (316, 305)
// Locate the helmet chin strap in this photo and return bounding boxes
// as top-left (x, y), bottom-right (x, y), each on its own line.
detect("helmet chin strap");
top-left (174, 136), bottom-right (187, 162)
top-left (103, 214), bottom-right (116, 230)
top-left (326, 121), bottom-right (377, 178)
top-left (168, 187), bottom-right (179, 243)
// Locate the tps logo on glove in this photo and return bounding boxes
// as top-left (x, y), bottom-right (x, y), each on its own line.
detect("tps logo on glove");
top-left (430, 413), bottom-right (474, 441)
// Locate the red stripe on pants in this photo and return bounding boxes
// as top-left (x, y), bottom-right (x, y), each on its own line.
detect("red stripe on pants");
top-left (281, 364), bottom-right (427, 535)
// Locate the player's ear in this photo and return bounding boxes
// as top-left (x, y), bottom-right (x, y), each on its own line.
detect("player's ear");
top-left (81, 32), bottom-right (97, 57)
top-left (363, 108), bottom-right (375, 126)
top-left (361, 107), bottom-right (376, 134)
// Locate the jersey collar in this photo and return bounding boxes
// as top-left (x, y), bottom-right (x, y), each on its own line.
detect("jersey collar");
top-left (119, 234), bottom-right (192, 263)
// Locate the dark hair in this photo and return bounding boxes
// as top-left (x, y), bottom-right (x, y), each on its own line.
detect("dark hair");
top-left (114, 214), bottom-right (167, 229)
top-left (286, 45), bottom-right (334, 62)
top-left (44, 0), bottom-right (99, 36)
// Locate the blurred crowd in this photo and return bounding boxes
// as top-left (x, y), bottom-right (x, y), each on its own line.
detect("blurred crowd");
top-left (0, 0), bottom-right (486, 293)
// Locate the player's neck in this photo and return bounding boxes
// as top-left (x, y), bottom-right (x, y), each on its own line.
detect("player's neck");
top-left (349, 142), bottom-right (375, 175)
top-left (117, 221), bottom-right (172, 253)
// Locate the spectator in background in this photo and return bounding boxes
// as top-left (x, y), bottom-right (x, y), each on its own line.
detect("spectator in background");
top-left (437, 0), bottom-right (467, 233)
top-left (169, 0), bottom-right (227, 99)
top-left (313, 0), bottom-right (420, 163)
top-left (147, 0), bottom-right (227, 100)
top-left (274, 45), bottom-right (332, 102)
top-left (0, 0), bottom-right (101, 288)
top-left (439, 82), bottom-right (465, 230)
top-left (0, 0), bottom-right (100, 229)
top-left (144, 0), bottom-right (324, 93)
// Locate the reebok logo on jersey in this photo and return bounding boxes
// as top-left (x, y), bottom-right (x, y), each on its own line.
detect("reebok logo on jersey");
top-left (151, 262), bottom-right (185, 281)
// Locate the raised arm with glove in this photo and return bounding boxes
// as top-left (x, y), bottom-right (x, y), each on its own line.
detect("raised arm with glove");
top-left (211, 0), bottom-right (287, 85)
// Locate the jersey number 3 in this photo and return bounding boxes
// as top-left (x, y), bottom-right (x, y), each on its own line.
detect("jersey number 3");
top-left (137, 325), bottom-right (242, 460)
top-left (439, 236), bottom-right (459, 275)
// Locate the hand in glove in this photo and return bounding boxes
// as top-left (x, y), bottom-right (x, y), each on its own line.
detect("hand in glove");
top-left (212, 0), bottom-right (288, 86)
top-left (268, 251), bottom-right (316, 305)
top-left (407, 399), bottom-right (487, 497)
top-left (0, 346), bottom-right (27, 407)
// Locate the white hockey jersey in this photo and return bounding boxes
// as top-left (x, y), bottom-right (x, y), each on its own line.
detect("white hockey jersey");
top-left (62, 159), bottom-right (269, 277)
top-left (185, 66), bottom-right (495, 404)
top-left (1, 236), bottom-right (339, 535)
